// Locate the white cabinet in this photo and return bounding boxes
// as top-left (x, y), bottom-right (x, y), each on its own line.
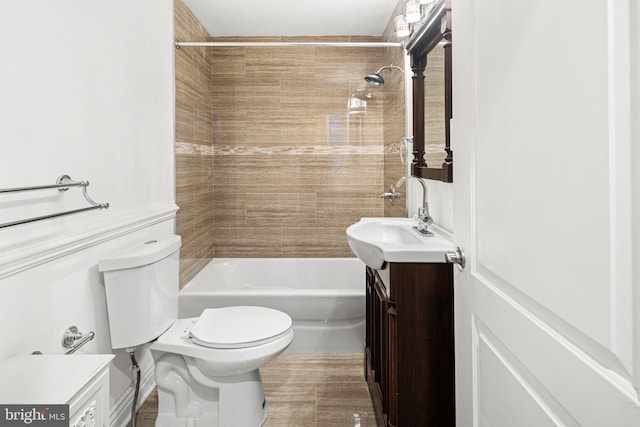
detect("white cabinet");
top-left (0, 355), bottom-right (113, 427)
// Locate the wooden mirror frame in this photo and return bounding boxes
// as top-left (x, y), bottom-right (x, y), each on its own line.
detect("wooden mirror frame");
top-left (406, 0), bottom-right (453, 182)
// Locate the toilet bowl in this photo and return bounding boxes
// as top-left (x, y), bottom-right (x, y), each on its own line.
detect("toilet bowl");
top-left (151, 308), bottom-right (293, 427)
top-left (99, 236), bottom-right (293, 427)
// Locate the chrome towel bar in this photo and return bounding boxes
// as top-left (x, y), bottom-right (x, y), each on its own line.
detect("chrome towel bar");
top-left (0, 175), bottom-right (109, 229)
top-left (0, 178), bottom-right (86, 194)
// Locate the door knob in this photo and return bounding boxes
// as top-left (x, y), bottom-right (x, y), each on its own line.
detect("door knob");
top-left (445, 247), bottom-right (466, 271)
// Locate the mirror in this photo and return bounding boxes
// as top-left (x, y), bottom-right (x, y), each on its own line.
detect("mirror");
top-left (406, 0), bottom-right (452, 182)
top-left (424, 45), bottom-right (446, 169)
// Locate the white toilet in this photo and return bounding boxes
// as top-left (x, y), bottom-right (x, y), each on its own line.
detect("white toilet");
top-left (98, 235), bottom-right (293, 427)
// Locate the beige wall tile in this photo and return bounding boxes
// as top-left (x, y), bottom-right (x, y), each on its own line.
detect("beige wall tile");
top-left (382, 0), bottom-right (408, 218)
top-left (214, 226), bottom-right (282, 257)
top-left (212, 190), bottom-right (247, 225)
top-left (316, 188), bottom-right (383, 226)
top-left (174, 1), bottom-right (214, 269)
top-left (281, 227), bottom-right (354, 257)
top-left (179, 258), bottom-right (212, 288)
top-left (209, 47), bottom-right (245, 75)
top-left (384, 149), bottom-right (407, 217)
top-left (246, 192), bottom-right (316, 227)
top-left (176, 158), bottom-right (213, 263)
top-left (176, 5), bottom-right (405, 261)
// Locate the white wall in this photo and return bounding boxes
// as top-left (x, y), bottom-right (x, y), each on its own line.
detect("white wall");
top-left (0, 1), bottom-right (175, 425)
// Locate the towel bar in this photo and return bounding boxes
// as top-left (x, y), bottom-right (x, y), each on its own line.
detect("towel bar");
top-left (0, 175), bottom-right (109, 229)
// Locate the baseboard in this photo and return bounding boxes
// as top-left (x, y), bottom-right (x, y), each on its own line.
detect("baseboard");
top-left (110, 362), bottom-right (156, 427)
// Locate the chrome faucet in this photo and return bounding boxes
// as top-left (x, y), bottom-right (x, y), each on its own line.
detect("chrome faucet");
top-left (395, 176), bottom-right (433, 235)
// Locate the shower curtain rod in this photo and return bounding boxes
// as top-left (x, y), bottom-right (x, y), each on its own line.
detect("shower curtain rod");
top-left (175, 40), bottom-right (402, 48)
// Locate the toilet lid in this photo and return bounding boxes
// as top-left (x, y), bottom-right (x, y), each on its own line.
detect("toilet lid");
top-left (190, 306), bottom-right (293, 349)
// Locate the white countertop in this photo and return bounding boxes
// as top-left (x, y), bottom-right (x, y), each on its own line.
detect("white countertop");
top-left (0, 354), bottom-right (113, 404)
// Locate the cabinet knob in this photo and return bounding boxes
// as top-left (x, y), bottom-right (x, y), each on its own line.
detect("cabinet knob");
top-left (445, 247), bottom-right (466, 271)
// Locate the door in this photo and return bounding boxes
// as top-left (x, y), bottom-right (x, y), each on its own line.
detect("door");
top-left (452, 0), bottom-right (640, 425)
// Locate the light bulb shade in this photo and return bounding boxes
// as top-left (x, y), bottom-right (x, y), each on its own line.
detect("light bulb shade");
top-left (394, 15), bottom-right (411, 38)
top-left (419, 0), bottom-right (437, 14)
top-left (404, 0), bottom-right (421, 23)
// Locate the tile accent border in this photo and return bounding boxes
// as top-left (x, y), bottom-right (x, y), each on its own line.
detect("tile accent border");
top-left (175, 142), bottom-right (214, 156)
top-left (176, 141), bottom-right (383, 156)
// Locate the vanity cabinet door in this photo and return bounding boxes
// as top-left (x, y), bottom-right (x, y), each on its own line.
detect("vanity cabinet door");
top-left (373, 276), bottom-right (389, 416)
top-left (390, 263), bottom-right (455, 427)
top-left (387, 304), bottom-right (398, 427)
top-left (365, 267), bottom-right (374, 381)
top-left (365, 267), bottom-right (390, 423)
top-left (365, 263), bottom-right (454, 426)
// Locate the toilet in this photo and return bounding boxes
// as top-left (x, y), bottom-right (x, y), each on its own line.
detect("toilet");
top-left (98, 235), bottom-right (293, 427)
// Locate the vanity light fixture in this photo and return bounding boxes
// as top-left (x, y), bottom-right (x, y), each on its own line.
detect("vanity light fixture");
top-left (404, 0), bottom-right (422, 23)
top-left (394, 15), bottom-right (411, 38)
top-left (396, 0), bottom-right (440, 39)
top-left (420, 0), bottom-right (438, 15)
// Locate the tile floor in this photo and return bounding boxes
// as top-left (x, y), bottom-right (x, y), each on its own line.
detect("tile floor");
top-left (135, 353), bottom-right (384, 427)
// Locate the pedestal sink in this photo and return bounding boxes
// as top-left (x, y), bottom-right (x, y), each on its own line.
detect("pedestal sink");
top-left (345, 218), bottom-right (454, 269)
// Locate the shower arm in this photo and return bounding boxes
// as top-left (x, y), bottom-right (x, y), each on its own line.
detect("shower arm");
top-left (375, 65), bottom-right (405, 75)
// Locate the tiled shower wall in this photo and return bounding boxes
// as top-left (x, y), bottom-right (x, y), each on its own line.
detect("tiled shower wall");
top-left (174, 0), bottom-right (214, 285)
top-left (383, 0), bottom-right (409, 218)
top-left (174, 0), bottom-right (408, 278)
top-left (209, 37), bottom-right (387, 257)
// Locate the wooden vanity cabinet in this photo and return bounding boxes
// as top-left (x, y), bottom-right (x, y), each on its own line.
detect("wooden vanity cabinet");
top-left (364, 263), bottom-right (455, 427)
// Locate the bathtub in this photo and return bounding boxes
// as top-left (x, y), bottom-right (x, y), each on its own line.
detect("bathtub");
top-left (178, 258), bottom-right (366, 354)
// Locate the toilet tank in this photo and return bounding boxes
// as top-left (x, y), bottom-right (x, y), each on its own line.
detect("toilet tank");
top-left (98, 236), bottom-right (181, 349)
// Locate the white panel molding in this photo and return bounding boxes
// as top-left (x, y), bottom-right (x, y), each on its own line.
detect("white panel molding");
top-left (0, 201), bottom-right (178, 280)
top-left (474, 261), bottom-right (632, 377)
top-left (631, 0), bottom-right (640, 400)
top-left (607, 0), bottom-right (635, 375)
top-left (471, 272), bottom-right (640, 424)
top-left (470, 313), bottom-right (480, 427)
top-left (474, 317), bottom-right (579, 426)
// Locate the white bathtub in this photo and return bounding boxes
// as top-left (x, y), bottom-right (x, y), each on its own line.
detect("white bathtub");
top-left (178, 258), bottom-right (366, 354)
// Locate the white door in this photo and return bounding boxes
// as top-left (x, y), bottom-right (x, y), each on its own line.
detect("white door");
top-left (452, 0), bottom-right (640, 425)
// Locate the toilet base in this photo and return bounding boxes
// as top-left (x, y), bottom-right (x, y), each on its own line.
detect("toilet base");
top-left (153, 353), bottom-right (268, 427)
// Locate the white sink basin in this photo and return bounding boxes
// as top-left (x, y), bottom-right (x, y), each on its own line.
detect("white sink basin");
top-left (345, 218), bottom-right (454, 269)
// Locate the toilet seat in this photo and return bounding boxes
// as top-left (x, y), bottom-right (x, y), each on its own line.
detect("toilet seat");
top-left (190, 306), bottom-right (293, 349)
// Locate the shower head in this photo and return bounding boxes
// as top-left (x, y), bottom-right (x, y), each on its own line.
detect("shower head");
top-left (364, 64), bottom-right (405, 86)
top-left (364, 72), bottom-right (386, 85)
